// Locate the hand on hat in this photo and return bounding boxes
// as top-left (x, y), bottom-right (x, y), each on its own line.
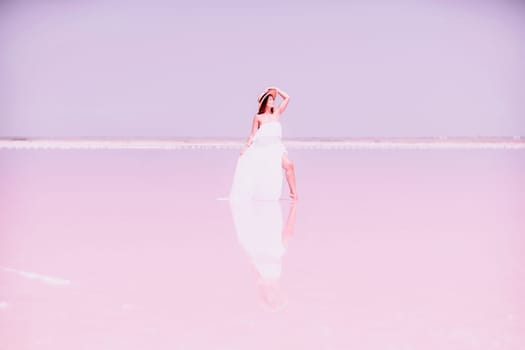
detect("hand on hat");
top-left (257, 86), bottom-right (279, 102)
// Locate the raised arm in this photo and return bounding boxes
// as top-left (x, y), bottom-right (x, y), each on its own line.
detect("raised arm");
top-left (274, 87), bottom-right (290, 115)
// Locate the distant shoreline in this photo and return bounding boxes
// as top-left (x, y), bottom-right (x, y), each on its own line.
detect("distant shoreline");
top-left (1, 138), bottom-right (524, 150)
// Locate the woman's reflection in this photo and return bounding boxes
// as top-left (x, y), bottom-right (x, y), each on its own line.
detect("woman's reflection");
top-left (229, 199), bottom-right (297, 312)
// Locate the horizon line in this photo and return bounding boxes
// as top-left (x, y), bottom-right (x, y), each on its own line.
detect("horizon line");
top-left (0, 137), bottom-right (524, 150)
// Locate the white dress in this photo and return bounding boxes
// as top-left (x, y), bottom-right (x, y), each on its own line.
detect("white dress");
top-left (229, 199), bottom-right (285, 280)
top-left (230, 121), bottom-right (286, 201)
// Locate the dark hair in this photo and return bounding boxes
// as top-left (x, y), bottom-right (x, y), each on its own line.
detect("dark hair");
top-left (258, 93), bottom-right (274, 115)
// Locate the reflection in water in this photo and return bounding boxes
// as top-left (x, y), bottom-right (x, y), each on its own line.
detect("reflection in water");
top-left (229, 199), bottom-right (297, 312)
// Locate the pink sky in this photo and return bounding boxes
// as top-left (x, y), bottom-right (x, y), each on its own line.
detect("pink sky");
top-left (1, 0), bottom-right (524, 138)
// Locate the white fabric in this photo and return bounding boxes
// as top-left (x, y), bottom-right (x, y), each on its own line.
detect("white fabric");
top-left (230, 121), bottom-right (286, 201)
top-left (229, 199), bottom-right (285, 279)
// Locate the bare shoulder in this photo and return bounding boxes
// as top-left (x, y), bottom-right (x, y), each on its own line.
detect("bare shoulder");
top-left (253, 114), bottom-right (263, 128)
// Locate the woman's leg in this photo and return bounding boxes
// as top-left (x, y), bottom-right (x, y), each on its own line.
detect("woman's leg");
top-left (282, 153), bottom-right (297, 200)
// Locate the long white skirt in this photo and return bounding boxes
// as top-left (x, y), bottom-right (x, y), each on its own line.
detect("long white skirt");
top-left (230, 141), bottom-right (286, 201)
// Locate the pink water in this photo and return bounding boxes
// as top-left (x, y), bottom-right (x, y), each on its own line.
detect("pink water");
top-left (1, 149), bottom-right (524, 349)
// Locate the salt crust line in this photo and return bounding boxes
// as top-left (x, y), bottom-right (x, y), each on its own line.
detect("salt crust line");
top-left (1, 267), bottom-right (71, 286)
top-left (0, 139), bottom-right (524, 150)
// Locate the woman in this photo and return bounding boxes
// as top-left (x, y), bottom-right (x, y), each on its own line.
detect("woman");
top-left (230, 86), bottom-right (297, 201)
